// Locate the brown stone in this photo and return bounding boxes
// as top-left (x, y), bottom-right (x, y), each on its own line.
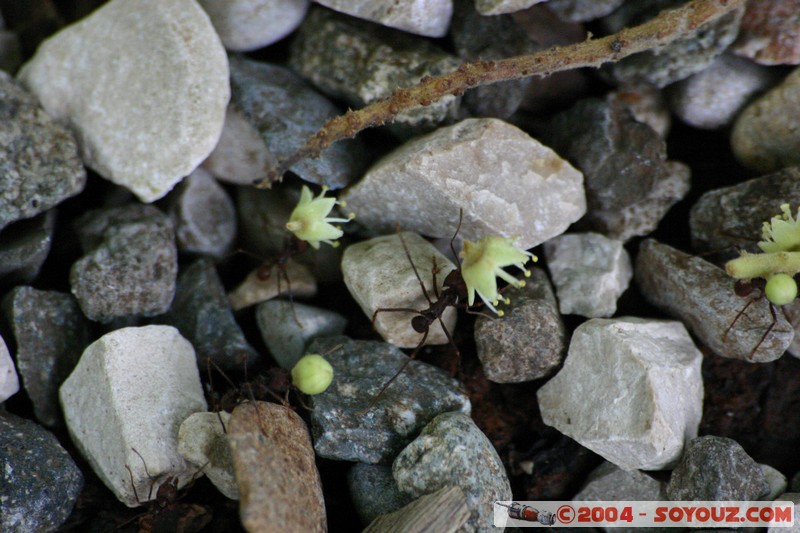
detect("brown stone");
top-left (732, 0), bottom-right (800, 65)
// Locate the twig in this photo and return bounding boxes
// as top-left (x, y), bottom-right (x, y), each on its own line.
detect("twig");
top-left (257, 0), bottom-right (745, 187)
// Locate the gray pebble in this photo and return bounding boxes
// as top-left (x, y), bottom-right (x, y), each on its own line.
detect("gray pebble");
top-left (289, 8), bottom-right (461, 137)
top-left (343, 117), bottom-right (586, 249)
top-left (306, 336), bottom-right (471, 464)
top-left (635, 239), bottom-right (793, 363)
top-left (160, 258), bottom-right (259, 372)
top-left (0, 210), bottom-right (54, 285)
top-left (230, 56), bottom-right (366, 189)
top-left (474, 267), bottom-right (566, 382)
top-left (475, 0), bottom-right (543, 15)
top-left (393, 411), bottom-right (511, 533)
top-left (256, 300), bottom-right (346, 369)
top-left (668, 54), bottom-right (778, 130)
top-left (348, 463), bottom-right (413, 527)
top-left (599, 0), bottom-right (744, 88)
top-left (537, 317), bottom-right (703, 471)
top-left (199, 0), bottom-right (309, 51)
top-left (0, 410), bottom-right (83, 532)
top-left (575, 461), bottom-right (665, 502)
top-left (364, 486), bottom-right (470, 533)
top-left (608, 83), bottom-right (671, 138)
top-left (0, 71), bottom-right (85, 231)
top-left (666, 436), bottom-right (768, 501)
top-left (761, 463), bottom-right (789, 501)
top-left (70, 204), bottom-right (178, 322)
top-left (1, 287), bottom-right (91, 426)
top-left (313, 0), bottom-right (452, 38)
top-left (545, 232), bottom-right (632, 318)
top-left (167, 168), bottom-right (236, 258)
top-left (547, 0), bottom-right (625, 23)
top-left (0, 333), bottom-right (18, 402)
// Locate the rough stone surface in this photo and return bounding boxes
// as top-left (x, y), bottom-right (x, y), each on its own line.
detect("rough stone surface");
top-left (343, 118), bottom-right (586, 249)
top-left (59, 325), bottom-right (207, 507)
top-left (541, 96), bottom-right (688, 241)
top-left (547, 0), bottom-right (625, 22)
top-left (761, 463), bottom-right (789, 501)
top-left (0, 70), bottom-right (85, 231)
top-left (732, 66), bottom-right (800, 173)
top-left (229, 401), bottom-right (326, 532)
top-left (17, 0), bottom-right (230, 202)
top-left (69, 204), bottom-right (178, 322)
top-left (199, 0), bottom-right (309, 51)
top-left (307, 336), bottom-right (471, 464)
top-left (0, 410), bottom-right (83, 532)
top-left (160, 258), bottom-right (258, 371)
top-left (732, 0), bottom-right (800, 65)
top-left (313, 0), bottom-right (452, 37)
top-left (342, 232), bottom-right (457, 348)
top-left (690, 167), bottom-right (800, 252)
top-left (365, 486), bottom-right (470, 533)
top-left (178, 411), bottom-right (238, 500)
top-left (230, 56), bottom-right (366, 189)
top-left (666, 436), bottom-right (769, 501)
top-left (475, 0), bottom-right (543, 15)
top-left (256, 300), bottom-right (347, 369)
top-left (608, 83), bottom-right (671, 138)
top-left (228, 261), bottom-right (317, 311)
top-left (668, 54), bottom-right (778, 130)
top-left (290, 8), bottom-right (461, 136)
top-left (393, 412), bottom-right (511, 533)
top-left (1, 287), bottom-right (91, 427)
top-left (0, 334), bottom-right (19, 402)
top-left (167, 168), bottom-right (236, 258)
top-left (348, 463), bottom-right (413, 527)
top-left (202, 105), bottom-right (274, 185)
top-left (474, 268), bottom-right (566, 383)
top-left (636, 239), bottom-right (793, 363)
top-left (0, 210), bottom-right (54, 285)
top-left (537, 317), bottom-right (704, 471)
top-left (545, 233), bottom-right (632, 318)
top-left (600, 0), bottom-right (744, 88)
top-left (574, 461), bottom-right (665, 501)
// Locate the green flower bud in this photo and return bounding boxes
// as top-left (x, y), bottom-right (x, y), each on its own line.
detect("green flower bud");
top-left (765, 273), bottom-right (798, 306)
top-left (291, 354), bottom-right (334, 395)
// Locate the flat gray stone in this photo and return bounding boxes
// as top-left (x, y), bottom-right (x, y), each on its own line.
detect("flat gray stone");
top-left (666, 436), bottom-right (768, 501)
top-left (342, 232), bottom-right (457, 349)
top-left (348, 463), bottom-right (413, 527)
top-left (574, 461), bottom-right (665, 502)
top-left (474, 268), bottom-right (566, 383)
top-left (393, 412), bottom-right (511, 533)
top-left (0, 71), bottom-right (85, 231)
top-left (313, 0), bottom-right (452, 37)
top-left (537, 317), bottom-right (704, 471)
top-left (59, 325), bottom-right (207, 507)
top-left (70, 204), bottom-right (178, 322)
top-left (1, 287), bottom-right (90, 426)
top-left (0, 210), bottom-right (54, 285)
top-left (475, 0), bottom-right (543, 16)
top-left (636, 239), bottom-right (793, 362)
top-left (202, 105), bottom-right (274, 185)
top-left (0, 334), bottom-right (18, 402)
top-left (306, 336), bottom-right (471, 464)
top-left (17, 0), bottom-right (230, 202)
top-left (547, 0), bottom-right (625, 22)
top-left (545, 232), bottom-right (632, 318)
top-left (230, 57), bottom-right (366, 189)
top-left (199, 0), bottom-right (309, 51)
top-left (761, 463), bottom-right (789, 500)
top-left (178, 411), bottom-right (238, 500)
top-left (365, 486), bottom-right (470, 533)
top-left (342, 118), bottom-right (586, 249)
top-left (0, 410), bottom-right (83, 532)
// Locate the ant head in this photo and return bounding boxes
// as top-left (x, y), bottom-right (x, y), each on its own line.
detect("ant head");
top-left (411, 315), bottom-right (429, 333)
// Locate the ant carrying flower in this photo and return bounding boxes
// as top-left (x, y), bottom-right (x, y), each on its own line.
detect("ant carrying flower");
top-left (724, 203), bottom-right (800, 356)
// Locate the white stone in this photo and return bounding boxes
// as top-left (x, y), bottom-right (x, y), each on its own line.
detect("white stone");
top-left (199, 0), bottom-right (308, 51)
top-left (475, 0), bottom-right (545, 16)
top-left (342, 118), bottom-right (586, 250)
top-left (17, 0), bottom-right (230, 203)
top-left (544, 232), bottom-right (633, 318)
top-left (0, 334), bottom-right (19, 402)
top-left (202, 105), bottom-right (273, 185)
top-left (59, 325), bottom-right (207, 507)
top-left (760, 464), bottom-right (788, 501)
top-left (227, 261), bottom-right (317, 311)
top-left (537, 317), bottom-right (704, 471)
top-left (178, 411), bottom-right (239, 500)
top-left (313, 0), bottom-right (452, 38)
top-left (342, 232), bottom-right (457, 348)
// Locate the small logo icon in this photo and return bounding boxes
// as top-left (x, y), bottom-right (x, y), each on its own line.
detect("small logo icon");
top-left (496, 502), bottom-right (557, 525)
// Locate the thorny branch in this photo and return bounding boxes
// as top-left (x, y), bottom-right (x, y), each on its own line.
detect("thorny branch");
top-left (256, 0), bottom-right (746, 187)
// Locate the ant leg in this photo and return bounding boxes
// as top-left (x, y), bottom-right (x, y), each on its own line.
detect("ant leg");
top-left (126, 464), bottom-right (142, 506)
top-left (397, 231), bottom-right (433, 304)
top-left (749, 303), bottom-right (779, 358)
top-left (131, 447), bottom-right (158, 501)
top-left (431, 256), bottom-right (441, 300)
top-left (723, 297), bottom-right (758, 340)
top-left (278, 263), bottom-right (303, 328)
top-left (450, 209), bottom-right (464, 267)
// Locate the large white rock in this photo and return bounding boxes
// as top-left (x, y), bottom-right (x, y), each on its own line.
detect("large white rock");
top-left (342, 232), bottom-right (457, 348)
top-left (17, 0), bottom-right (230, 203)
top-left (313, 0), bottom-right (452, 38)
top-left (59, 326), bottom-right (207, 507)
top-left (199, 0), bottom-right (308, 51)
top-left (0, 334), bottom-right (19, 402)
top-left (342, 118), bottom-right (586, 250)
top-left (537, 317), bottom-right (703, 471)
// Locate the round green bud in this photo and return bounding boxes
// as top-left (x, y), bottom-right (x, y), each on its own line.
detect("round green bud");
top-left (765, 273), bottom-right (798, 306)
top-left (291, 354), bottom-right (334, 395)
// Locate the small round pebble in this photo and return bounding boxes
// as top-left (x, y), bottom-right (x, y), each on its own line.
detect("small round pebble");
top-left (199, 0), bottom-right (309, 51)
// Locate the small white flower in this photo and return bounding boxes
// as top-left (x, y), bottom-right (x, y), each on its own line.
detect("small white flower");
top-left (758, 203), bottom-right (800, 253)
top-left (286, 185), bottom-right (354, 249)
